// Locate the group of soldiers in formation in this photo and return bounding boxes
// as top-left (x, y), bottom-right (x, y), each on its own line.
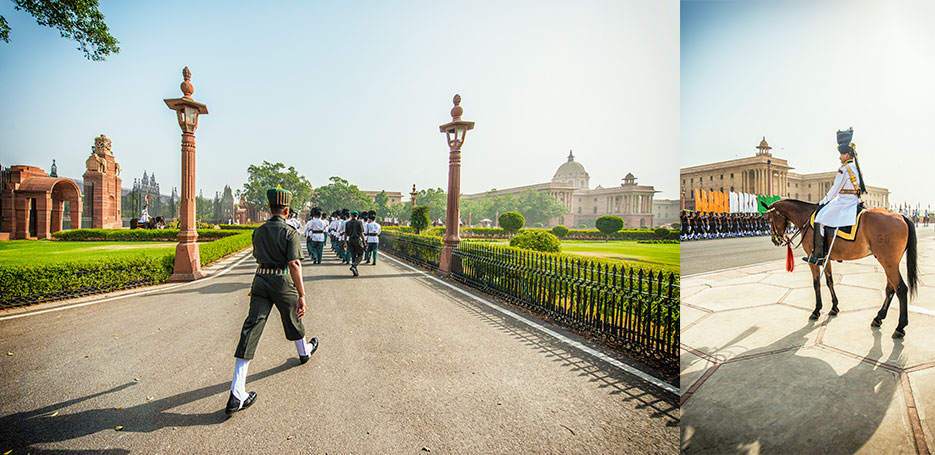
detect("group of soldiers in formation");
top-left (226, 187), bottom-right (383, 415)
top-left (284, 207), bottom-right (382, 275)
top-left (679, 210), bottom-right (774, 241)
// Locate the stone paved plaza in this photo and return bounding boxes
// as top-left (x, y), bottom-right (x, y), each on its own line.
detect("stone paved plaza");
top-left (681, 235), bottom-right (935, 454)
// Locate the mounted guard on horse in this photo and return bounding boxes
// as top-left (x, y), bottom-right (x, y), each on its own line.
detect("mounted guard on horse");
top-left (764, 128), bottom-right (917, 338)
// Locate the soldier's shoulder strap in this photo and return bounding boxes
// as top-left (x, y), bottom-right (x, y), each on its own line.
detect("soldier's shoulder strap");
top-left (843, 163), bottom-right (859, 191)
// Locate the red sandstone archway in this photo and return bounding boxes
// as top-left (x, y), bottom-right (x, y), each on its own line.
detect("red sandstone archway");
top-left (1, 166), bottom-right (82, 239)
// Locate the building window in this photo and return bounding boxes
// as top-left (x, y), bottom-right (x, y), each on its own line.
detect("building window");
top-left (808, 194), bottom-right (812, 201)
top-left (593, 207), bottom-right (597, 214)
top-left (720, 174), bottom-right (723, 180)
top-left (710, 176), bottom-right (713, 181)
top-left (690, 178), bottom-right (693, 184)
top-left (730, 173), bottom-right (734, 178)
top-left (808, 184), bottom-right (811, 188)
top-left (578, 207), bottom-right (581, 213)
top-left (683, 179), bottom-right (686, 184)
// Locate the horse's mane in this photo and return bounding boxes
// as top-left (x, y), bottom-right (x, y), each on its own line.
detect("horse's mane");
top-left (776, 199), bottom-right (818, 207)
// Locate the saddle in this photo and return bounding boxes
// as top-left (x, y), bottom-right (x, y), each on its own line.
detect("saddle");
top-left (808, 202), bottom-right (866, 241)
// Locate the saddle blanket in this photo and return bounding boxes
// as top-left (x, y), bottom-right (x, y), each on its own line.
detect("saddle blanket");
top-left (809, 207), bottom-right (866, 241)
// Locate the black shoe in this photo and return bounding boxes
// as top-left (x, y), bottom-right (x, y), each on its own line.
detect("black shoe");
top-left (225, 391), bottom-right (257, 415)
top-left (299, 337), bottom-right (319, 364)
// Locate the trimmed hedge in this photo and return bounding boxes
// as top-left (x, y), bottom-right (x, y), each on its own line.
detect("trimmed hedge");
top-left (383, 225), bottom-right (678, 241)
top-left (218, 224), bottom-right (260, 230)
top-left (52, 229), bottom-right (240, 242)
top-left (2, 231), bottom-right (254, 308)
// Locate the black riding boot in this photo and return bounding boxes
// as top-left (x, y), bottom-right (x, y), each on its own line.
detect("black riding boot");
top-left (803, 223), bottom-right (825, 265)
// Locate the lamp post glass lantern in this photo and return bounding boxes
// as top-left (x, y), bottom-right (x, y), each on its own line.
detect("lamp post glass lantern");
top-left (438, 94), bottom-right (474, 274)
top-left (164, 66), bottom-right (208, 282)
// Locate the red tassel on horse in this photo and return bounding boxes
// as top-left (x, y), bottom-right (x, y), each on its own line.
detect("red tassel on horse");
top-left (786, 243), bottom-right (795, 272)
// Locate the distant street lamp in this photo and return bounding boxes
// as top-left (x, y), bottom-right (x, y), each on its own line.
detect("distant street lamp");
top-left (164, 67), bottom-right (209, 282)
top-left (438, 94), bottom-right (474, 274)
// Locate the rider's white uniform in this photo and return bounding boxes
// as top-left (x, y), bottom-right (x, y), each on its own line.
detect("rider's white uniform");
top-left (814, 160), bottom-right (862, 228)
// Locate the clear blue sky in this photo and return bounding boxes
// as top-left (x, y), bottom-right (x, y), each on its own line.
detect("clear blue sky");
top-left (0, 0), bottom-right (678, 201)
top-left (682, 0), bottom-right (934, 208)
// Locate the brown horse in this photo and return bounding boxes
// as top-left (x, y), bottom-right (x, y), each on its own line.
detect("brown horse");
top-left (764, 199), bottom-right (917, 338)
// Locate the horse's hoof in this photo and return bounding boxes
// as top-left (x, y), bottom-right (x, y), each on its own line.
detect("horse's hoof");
top-left (870, 319), bottom-right (882, 327)
top-left (809, 313), bottom-right (820, 320)
top-left (892, 329), bottom-right (905, 339)
top-left (829, 308), bottom-right (839, 316)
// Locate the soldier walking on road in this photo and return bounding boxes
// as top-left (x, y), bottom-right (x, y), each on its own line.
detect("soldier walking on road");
top-left (363, 212), bottom-right (381, 265)
top-left (344, 210), bottom-right (366, 276)
top-left (227, 186), bottom-right (319, 415)
top-left (305, 207), bottom-right (326, 264)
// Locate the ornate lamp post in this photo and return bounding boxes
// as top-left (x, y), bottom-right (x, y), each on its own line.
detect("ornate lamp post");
top-left (164, 67), bottom-right (208, 282)
top-left (438, 94), bottom-right (474, 274)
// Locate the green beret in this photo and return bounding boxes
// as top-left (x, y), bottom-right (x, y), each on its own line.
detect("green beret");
top-left (350, 210), bottom-right (359, 216)
top-left (267, 185), bottom-right (292, 206)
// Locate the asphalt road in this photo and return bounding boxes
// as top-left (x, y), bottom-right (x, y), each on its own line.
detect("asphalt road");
top-left (0, 245), bottom-right (678, 453)
top-left (682, 224), bottom-right (935, 276)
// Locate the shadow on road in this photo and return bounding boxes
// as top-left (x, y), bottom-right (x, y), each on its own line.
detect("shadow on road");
top-left (681, 320), bottom-right (904, 453)
top-left (407, 273), bottom-right (681, 428)
top-left (0, 361), bottom-right (295, 451)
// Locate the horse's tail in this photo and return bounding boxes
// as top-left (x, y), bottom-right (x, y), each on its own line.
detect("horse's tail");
top-left (903, 215), bottom-right (918, 298)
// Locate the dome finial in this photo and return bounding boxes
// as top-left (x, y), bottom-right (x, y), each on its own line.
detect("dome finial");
top-left (568, 150), bottom-right (574, 162)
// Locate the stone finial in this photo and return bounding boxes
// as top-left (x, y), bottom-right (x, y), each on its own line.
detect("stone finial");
top-left (411, 184), bottom-right (417, 193)
top-left (94, 134), bottom-right (113, 156)
top-left (181, 66), bottom-right (194, 98)
top-left (450, 94), bottom-right (463, 121)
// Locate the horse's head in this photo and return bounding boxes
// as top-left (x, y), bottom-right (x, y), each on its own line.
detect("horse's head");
top-left (761, 200), bottom-right (789, 246)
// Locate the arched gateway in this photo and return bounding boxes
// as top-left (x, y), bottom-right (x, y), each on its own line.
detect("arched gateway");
top-left (1, 166), bottom-right (82, 239)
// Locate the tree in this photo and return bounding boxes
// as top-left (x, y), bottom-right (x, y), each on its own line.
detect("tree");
top-left (595, 215), bottom-right (624, 241)
top-left (373, 190), bottom-right (391, 219)
top-left (1, 0), bottom-right (119, 61)
top-left (460, 189), bottom-right (567, 227)
top-left (243, 161), bottom-right (314, 210)
top-left (499, 211), bottom-right (525, 236)
top-left (411, 206), bottom-right (431, 234)
top-left (388, 201), bottom-right (410, 223)
top-left (416, 188), bottom-right (447, 221)
top-left (310, 176), bottom-right (372, 213)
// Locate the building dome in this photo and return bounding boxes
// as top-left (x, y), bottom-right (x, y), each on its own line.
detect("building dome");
top-left (551, 150), bottom-right (590, 189)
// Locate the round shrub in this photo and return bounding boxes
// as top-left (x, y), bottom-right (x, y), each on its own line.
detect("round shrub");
top-left (498, 211), bottom-right (525, 235)
top-left (534, 222), bottom-right (544, 228)
top-left (595, 215), bottom-right (624, 239)
top-left (509, 230), bottom-right (561, 253)
top-left (654, 227), bottom-right (670, 239)
top-left (551, 225), bottom-right (569, 239)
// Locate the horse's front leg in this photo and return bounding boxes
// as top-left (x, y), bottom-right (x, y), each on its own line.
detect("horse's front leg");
top-left (810, 263), bottom-right (822, 319)
top-left (825, 262), bottom-right (839, 316)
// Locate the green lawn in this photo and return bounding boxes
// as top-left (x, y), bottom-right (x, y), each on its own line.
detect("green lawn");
top-left (0, 240), bottom-right (176, 266)
top-left (492, 240), bottom-right (679, 268)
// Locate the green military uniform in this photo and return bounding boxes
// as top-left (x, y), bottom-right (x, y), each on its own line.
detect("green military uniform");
top-left (344, 212), bottom-right (365, 273)
top-left (234, 191), bottom-right (306, 360)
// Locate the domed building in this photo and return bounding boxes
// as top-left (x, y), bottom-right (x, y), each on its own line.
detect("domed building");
top-left (461, 150), bottom-right (658, 228)
top-left (552, 151), bottom-right (590, 190)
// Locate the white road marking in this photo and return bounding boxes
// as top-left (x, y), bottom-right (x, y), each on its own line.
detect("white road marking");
top-left (382, 254), bottom-right (680, 396)
top-left (0, 249), bottom-right (254, 321)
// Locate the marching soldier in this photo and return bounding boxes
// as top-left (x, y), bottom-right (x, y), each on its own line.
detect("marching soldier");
top-left (304, 207), bottom-right (327, 264)
top-left (804, 127), bottom-right (865, 265)
top-left (343, 210), bottom-right (366, 276)
top-left (364, 212), bottom-right (381, 265)
top-left (285, 210), bottom-right (302, 231)
top-left (227, 186), bottom-right (318, 415)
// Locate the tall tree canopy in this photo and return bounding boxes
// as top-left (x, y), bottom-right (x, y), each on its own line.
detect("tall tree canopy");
top-left (372, 190), bottom-right (391, 219)
top-left (242, 161), bottom-right (314, 210)
top-left (310, 176), bottom-right (372, 213)
top-left (460, 189), bottom-right (567, 226)
top-left (415, 188), bottom-right (447, 221)
top-left (1, 0), bottom-right (120, 61)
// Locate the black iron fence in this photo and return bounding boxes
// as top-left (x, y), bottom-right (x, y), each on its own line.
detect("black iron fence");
top-left (378, 232), bottom-right (443, 270)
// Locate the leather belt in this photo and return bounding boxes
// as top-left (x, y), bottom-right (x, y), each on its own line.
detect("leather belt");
top-left (365, 233), bottom-right (378, 236)
top-left (840, 189), bottom-right (859, 195)
top-left (256, 265), bottom-right (288, 275)
top-left (312, 230), bottom-right (324, 233)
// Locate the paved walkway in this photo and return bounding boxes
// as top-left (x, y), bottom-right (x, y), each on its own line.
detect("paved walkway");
top-left (681, 236), bottom-right (935, 454)
top-left (0, 246), bottom-right (677, 453)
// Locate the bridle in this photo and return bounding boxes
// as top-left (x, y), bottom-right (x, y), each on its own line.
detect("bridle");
top-left (767, 207), bottom-right (806, 249)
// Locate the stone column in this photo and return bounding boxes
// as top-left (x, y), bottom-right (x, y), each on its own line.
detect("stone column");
top-left (171, 130), bottom-right (203, 281)
top-left (36, 194), bottom-right (52, 239)
top-left (50, 199), bottom-right (63, 233)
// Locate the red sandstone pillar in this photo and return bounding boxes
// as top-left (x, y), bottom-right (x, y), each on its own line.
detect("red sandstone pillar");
top-left (165, 67), bottom-right (208, 282)
top-left (438, 95), bottom-right (474, 274)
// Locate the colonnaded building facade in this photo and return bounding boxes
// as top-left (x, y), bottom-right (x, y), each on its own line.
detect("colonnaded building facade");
top-left (680, 138), bottom-right (890, 210)
top-left (461, 151), bottom-right (659, 228)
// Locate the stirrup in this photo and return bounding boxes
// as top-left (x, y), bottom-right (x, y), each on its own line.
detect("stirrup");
top-left (802, 256), bottom-right (825, 265)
